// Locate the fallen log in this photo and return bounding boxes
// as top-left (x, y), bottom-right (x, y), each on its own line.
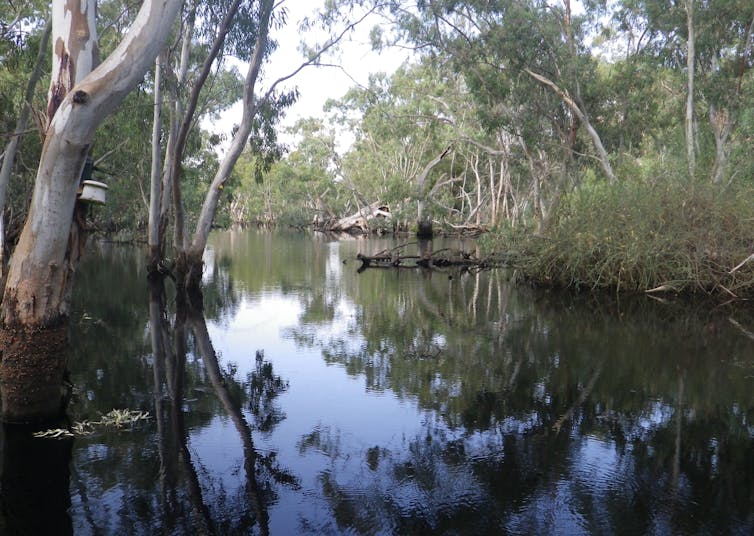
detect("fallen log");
top-left (327, 201), bottom-right (391, 233)
top-left (356, 245), bottom-right (487, 272)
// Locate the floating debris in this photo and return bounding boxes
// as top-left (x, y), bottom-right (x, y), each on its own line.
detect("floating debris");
top-left (98, 409), bottom-right (151, 428)
top-left (33, 409), bottom-right (151, 439)
top-left (32, 428), bottom-right (74, 439)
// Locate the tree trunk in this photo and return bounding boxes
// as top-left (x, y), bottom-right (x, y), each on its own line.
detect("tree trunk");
top-left (147, 53), bottom-right (164, 270)
top-left (158, 6), bottom-right (196, 267)
top-left (414, 146), bottom-right (450, 238)
top-left (2, 0), bottom-right (99, 329)
top-left (0, 22), bottom-right (51, 280)
top-left (0, 0), bottom-right (182, 423)
top-left (685, 0), bottom-right (696, 179)
top-left (524, 68), bottom-right (616, 184)
top-left (0, 326), bottom-right (70, 423)
top-left (708, 103), bottom-right (732, 184)
top-left (183, 0), bottom-right (275, 293)
top-left (518, 135), bottom-right (544, 232)
top-left (46, 0), bottom-right (98, 126)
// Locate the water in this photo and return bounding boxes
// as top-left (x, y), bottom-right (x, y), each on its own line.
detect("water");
top-left (3, 229), bottom-right (754, 535)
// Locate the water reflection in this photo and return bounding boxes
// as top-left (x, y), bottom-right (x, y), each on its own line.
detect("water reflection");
top-left (141, 280), bottom-right (297, 535)
top-left (2, 243), bottom-right (296, 535)
top-left (1, 423), bottom-right (74, 535)
top-left (207, 231), bottom-right (754, 534)
top-left (2, 232), bottom-right (753, 534)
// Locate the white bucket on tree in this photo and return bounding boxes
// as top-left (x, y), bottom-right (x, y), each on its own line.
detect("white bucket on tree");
top-left (78, 180), bottom-right (108, 205)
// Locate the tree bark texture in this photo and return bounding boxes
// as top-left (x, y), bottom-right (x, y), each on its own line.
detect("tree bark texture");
top-left (2, 0), bottom-right (182, 328)
top-left (1, 0), bottom-right (182, 423)
top-left (0, 326), bottom-right (69, 423)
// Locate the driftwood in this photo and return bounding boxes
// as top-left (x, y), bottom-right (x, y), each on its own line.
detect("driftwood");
top-left (447, 222), bottom-right (488, 237)
top-left (325, 201), bottom-right (391, 233)
top-left (356, 242), bottom-right (487, 272)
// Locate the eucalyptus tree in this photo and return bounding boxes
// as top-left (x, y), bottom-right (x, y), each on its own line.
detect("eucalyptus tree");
top-left (392, 0), bottom-right (616, 185)
top-left (147, 0), bottom-right (247, 272)
top-left (329, 54), bottom-right (548, 230)
top-left (330, 63), bottom-right (459, 228)
top-left (692, 0), bottom-right (754, 183)
top-left (146, 0), bottom-right (389, 295)
top-left (0, 0), bottom-right (182, 422)
top-left (239, 117), bottom-right (344, 226)
top-left (608, 0), bottom-right (754, 182)
top-left (366, 0), bottom-right (620, 235)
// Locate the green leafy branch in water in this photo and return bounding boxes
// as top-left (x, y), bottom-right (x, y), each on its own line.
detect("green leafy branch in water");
top-left (32, 409), bottom-right (151, 439)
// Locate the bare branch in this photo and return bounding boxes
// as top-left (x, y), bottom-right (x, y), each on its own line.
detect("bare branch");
top-left (263, 4), bottom-right (388, 99)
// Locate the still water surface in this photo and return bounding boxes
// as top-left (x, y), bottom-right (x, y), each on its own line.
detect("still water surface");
top-left (4, 230), bottom-right (754, 535)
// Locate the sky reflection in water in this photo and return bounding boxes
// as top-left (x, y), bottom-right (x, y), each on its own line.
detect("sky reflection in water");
top-left (13, 230), bottom-right (754, 535)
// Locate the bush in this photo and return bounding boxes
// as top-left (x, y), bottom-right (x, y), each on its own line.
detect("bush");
top-left (514, 177), bottom-right (754, 296)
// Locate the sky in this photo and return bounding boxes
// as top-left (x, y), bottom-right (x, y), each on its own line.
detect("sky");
top-left (211, 0), bottom-right (412, 152)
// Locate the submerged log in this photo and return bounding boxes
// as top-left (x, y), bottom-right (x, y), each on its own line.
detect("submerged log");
top-left (356, 245), bottom-right (487, 272)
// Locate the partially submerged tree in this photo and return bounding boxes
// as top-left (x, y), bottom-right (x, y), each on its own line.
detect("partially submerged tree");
top-left (0, 0), bottom-right (182, 422)
top-left (145, 0), bottom-right (384, 296)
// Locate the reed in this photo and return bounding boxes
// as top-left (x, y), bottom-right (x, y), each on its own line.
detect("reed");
top-left (512, 178), bottom-right (754, 297)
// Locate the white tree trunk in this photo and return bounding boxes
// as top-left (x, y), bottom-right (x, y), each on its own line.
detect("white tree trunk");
top-left (187, 0), bottom-right (275, 266)
top-left (47, 0), bottom-right (98, 124)
top-left (148, 53), bottom-right (164, 261)
top-left (708, 104), bottom-right (732, 184)
top-left (159, 8), bottom-right (196, 259)
top-left (685, 0), bottom-right (696, 179)
top-left (524, 68), bottom-right (616, 184)
top-left (2, 0), bottom-right (182, 328)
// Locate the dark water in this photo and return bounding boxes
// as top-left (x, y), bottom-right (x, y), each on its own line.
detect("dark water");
top-left (3, 230), bottom-right (754, 535)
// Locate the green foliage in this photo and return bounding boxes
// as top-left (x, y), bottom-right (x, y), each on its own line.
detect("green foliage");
top-left (517, 176), bottom-right (754, 295)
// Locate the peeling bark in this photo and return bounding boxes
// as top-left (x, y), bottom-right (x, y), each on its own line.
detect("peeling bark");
top-left (47, 0), bottom-right (98, 126)
top-left (2, 0), bottom-right (182, 329)
top-left (1, 0), bottom-right (182, 423)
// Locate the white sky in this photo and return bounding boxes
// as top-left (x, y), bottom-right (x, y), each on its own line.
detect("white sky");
top-left (210, 0), bottom-right (411, 151)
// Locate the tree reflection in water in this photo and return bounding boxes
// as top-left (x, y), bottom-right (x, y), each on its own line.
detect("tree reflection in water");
top-left (282, 257), bottom-right (754, 535)
top-left (6, 249), bottom-right (299, 535)
top-left (147, 279), bottom-right (298, 535)
top-left (6, 235), bottom-right (754, 534)
top-left (0, 422), bottom-right (74, 535)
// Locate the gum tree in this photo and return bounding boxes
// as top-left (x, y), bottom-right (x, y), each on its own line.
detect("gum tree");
top-left (0, 0), bottom-right (181, 423)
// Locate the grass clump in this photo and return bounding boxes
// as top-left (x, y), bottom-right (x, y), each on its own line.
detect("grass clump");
top-left (515, 178), bottom-right (754, 296)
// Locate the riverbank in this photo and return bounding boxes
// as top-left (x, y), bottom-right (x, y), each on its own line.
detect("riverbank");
top-left (486, 179), bottom-right (754, 298)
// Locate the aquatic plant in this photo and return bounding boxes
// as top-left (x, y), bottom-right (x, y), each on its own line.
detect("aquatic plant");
top-left (513, 178), bottom-right (754, 297)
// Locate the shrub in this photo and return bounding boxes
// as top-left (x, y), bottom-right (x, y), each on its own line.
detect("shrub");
top-left (515, 177), bottom-right (754, 296)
